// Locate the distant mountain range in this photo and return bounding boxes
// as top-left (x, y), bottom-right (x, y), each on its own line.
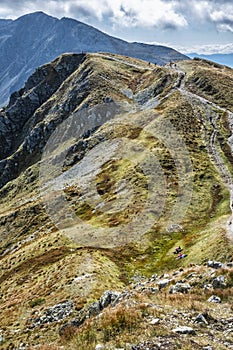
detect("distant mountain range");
top-left (188, 52), bottom-right (233, 68)
top-left (0, 11), bottom-right (188, 107)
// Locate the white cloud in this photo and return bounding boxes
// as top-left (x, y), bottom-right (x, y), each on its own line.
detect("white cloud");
top-left (1, 0), bottom-right (233, 34)
top-left (217, 23), bottom-right (233, 32)
top-left (172, 43), bottom-right (233, 55)
top-left (115, 0), bottom-right (187, 28)
top-left (174, 0), bottom-right (233, 32)
top-left (68, 0), bottom-right (188, 29)
top-left (147, 41), bottom-right (233, 54)
top-left (0, 0), bottom-right (188, 29)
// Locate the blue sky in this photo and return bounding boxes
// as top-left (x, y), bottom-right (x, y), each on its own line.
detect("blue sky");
top-left (0, 0), bottom-right (233, 54)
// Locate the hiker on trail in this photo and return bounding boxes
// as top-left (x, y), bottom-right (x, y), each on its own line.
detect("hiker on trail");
top-left (173, 246), bottom-right (182, 254)
top-left (177, 253), bottom-right (187, 259)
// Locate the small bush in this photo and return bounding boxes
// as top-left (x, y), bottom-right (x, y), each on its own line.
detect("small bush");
top-left (29, 298), bottom-right (45, 308)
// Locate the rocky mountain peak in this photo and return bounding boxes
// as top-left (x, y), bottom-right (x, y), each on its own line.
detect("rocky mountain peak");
top-left (0, 11), bottom-right (188, 107)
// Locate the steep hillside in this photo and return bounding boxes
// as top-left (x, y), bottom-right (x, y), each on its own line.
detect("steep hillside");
top-left (0, 53), bottom-right (233, 349)
top-left (0, 11), bottom-right (188, 107)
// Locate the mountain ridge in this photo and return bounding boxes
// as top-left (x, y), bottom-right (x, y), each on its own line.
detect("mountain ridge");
top-left (0, 11), bottom-right (188, 107)
top-left (0, 52), bottom-right (232, 349)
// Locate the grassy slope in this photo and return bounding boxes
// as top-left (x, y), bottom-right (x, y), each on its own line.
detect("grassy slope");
top-left (0, 55), bottom-right (233, 348)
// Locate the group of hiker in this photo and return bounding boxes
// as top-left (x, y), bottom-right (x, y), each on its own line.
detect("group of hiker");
top-left (173, 246), bottom-right (187, 259)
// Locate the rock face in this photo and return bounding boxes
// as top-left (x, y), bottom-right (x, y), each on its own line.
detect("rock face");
top-left (0, 11), bottom-right (189, 107)
top-left (0, 53), bottom-right (85, 159)
top-left (59, 290), bottom-right (123, 336)
top-left (29, 300), bottom-right (74, 328)
top-left (0, 53), bottom-right (87, 188)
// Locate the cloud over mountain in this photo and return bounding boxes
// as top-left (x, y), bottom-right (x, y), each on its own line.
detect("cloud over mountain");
top-left (0, 0), bottom-right (233, 31)
top-left (0, 0), bottom-right (188, 29)
top-left (1, 0), bottom-right (232, 32)
top-left (172, 0), bottom-right (233, 32)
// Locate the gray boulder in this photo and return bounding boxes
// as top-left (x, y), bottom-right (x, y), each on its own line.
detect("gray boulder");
top-left (86, 301), bottom-right (101, 318)
top-left (194, 313), bottom-right (208, 324)
top-left (208, 295), bottom-right (221, 303)
top-left (207, 261), bottom-right (223, 269)
top-left (30, 300), bottom-right (73, 328)
top-left (169, 282), bottom-right (191, 294)
top-left (172, 326), bottom-right (196, 335)
top-left (212, 275), bottom-right (226, 289)
top-left (95, 345), bottom-right (105, 350)
top-left (158, 279), bottom-right (170, 289)
top-left (99, 290), bottom-right (121, 309)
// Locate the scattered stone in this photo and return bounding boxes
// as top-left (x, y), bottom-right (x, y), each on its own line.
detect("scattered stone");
top-left (73, 273), bottom-right (93, 282)
top-left (212, 275), bottom-right (226, 289)
top-left (133, 282), bottom-right (145, 290)
top-left (95, 344), bottom-right (105, 350)
top-left (172, 326), bottom-right (196, 335)
top-left (150, 274), bottom-right (157, 281)
top-left (203, 283), bottom-right (213, 291)
top-left (16, 343), bottom-right (29, 350)
top-left (208, 295), bottom-right (221, 303)
top-left (99, 290), bottom-right (121, 309)
top-left (166, 223), bottom-right (183, 232)
top-left (30, 300), bottom-right (73, 328)
top-left (141, 286), bottom-right (159, 294)
top-left (131, 338), bottom-right (176, 349)
top-left (150, 318), bottom-right (160, 325)
top-left (194, 313), bottom-right (208, 324)
top-left (86, 301), bottom-right (101, 317)
top-left (207, 261), bottom-right (223, 269)
top-left (169, 282), bottom-right (191, 294)
top-left (157, 279), bottom-right (170, 289)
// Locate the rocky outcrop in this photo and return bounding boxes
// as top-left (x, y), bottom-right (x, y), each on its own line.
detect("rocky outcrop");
top-left (29, 300), bottom-right (74, 328)
top-left (59, 290), bottom-right (123, 336)
top-left (57, 261), bottom-right (233, 346)
top-left (0, 53), bottom-right (85, 159)
top-left (0, 53), bottom-right (106, 188)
